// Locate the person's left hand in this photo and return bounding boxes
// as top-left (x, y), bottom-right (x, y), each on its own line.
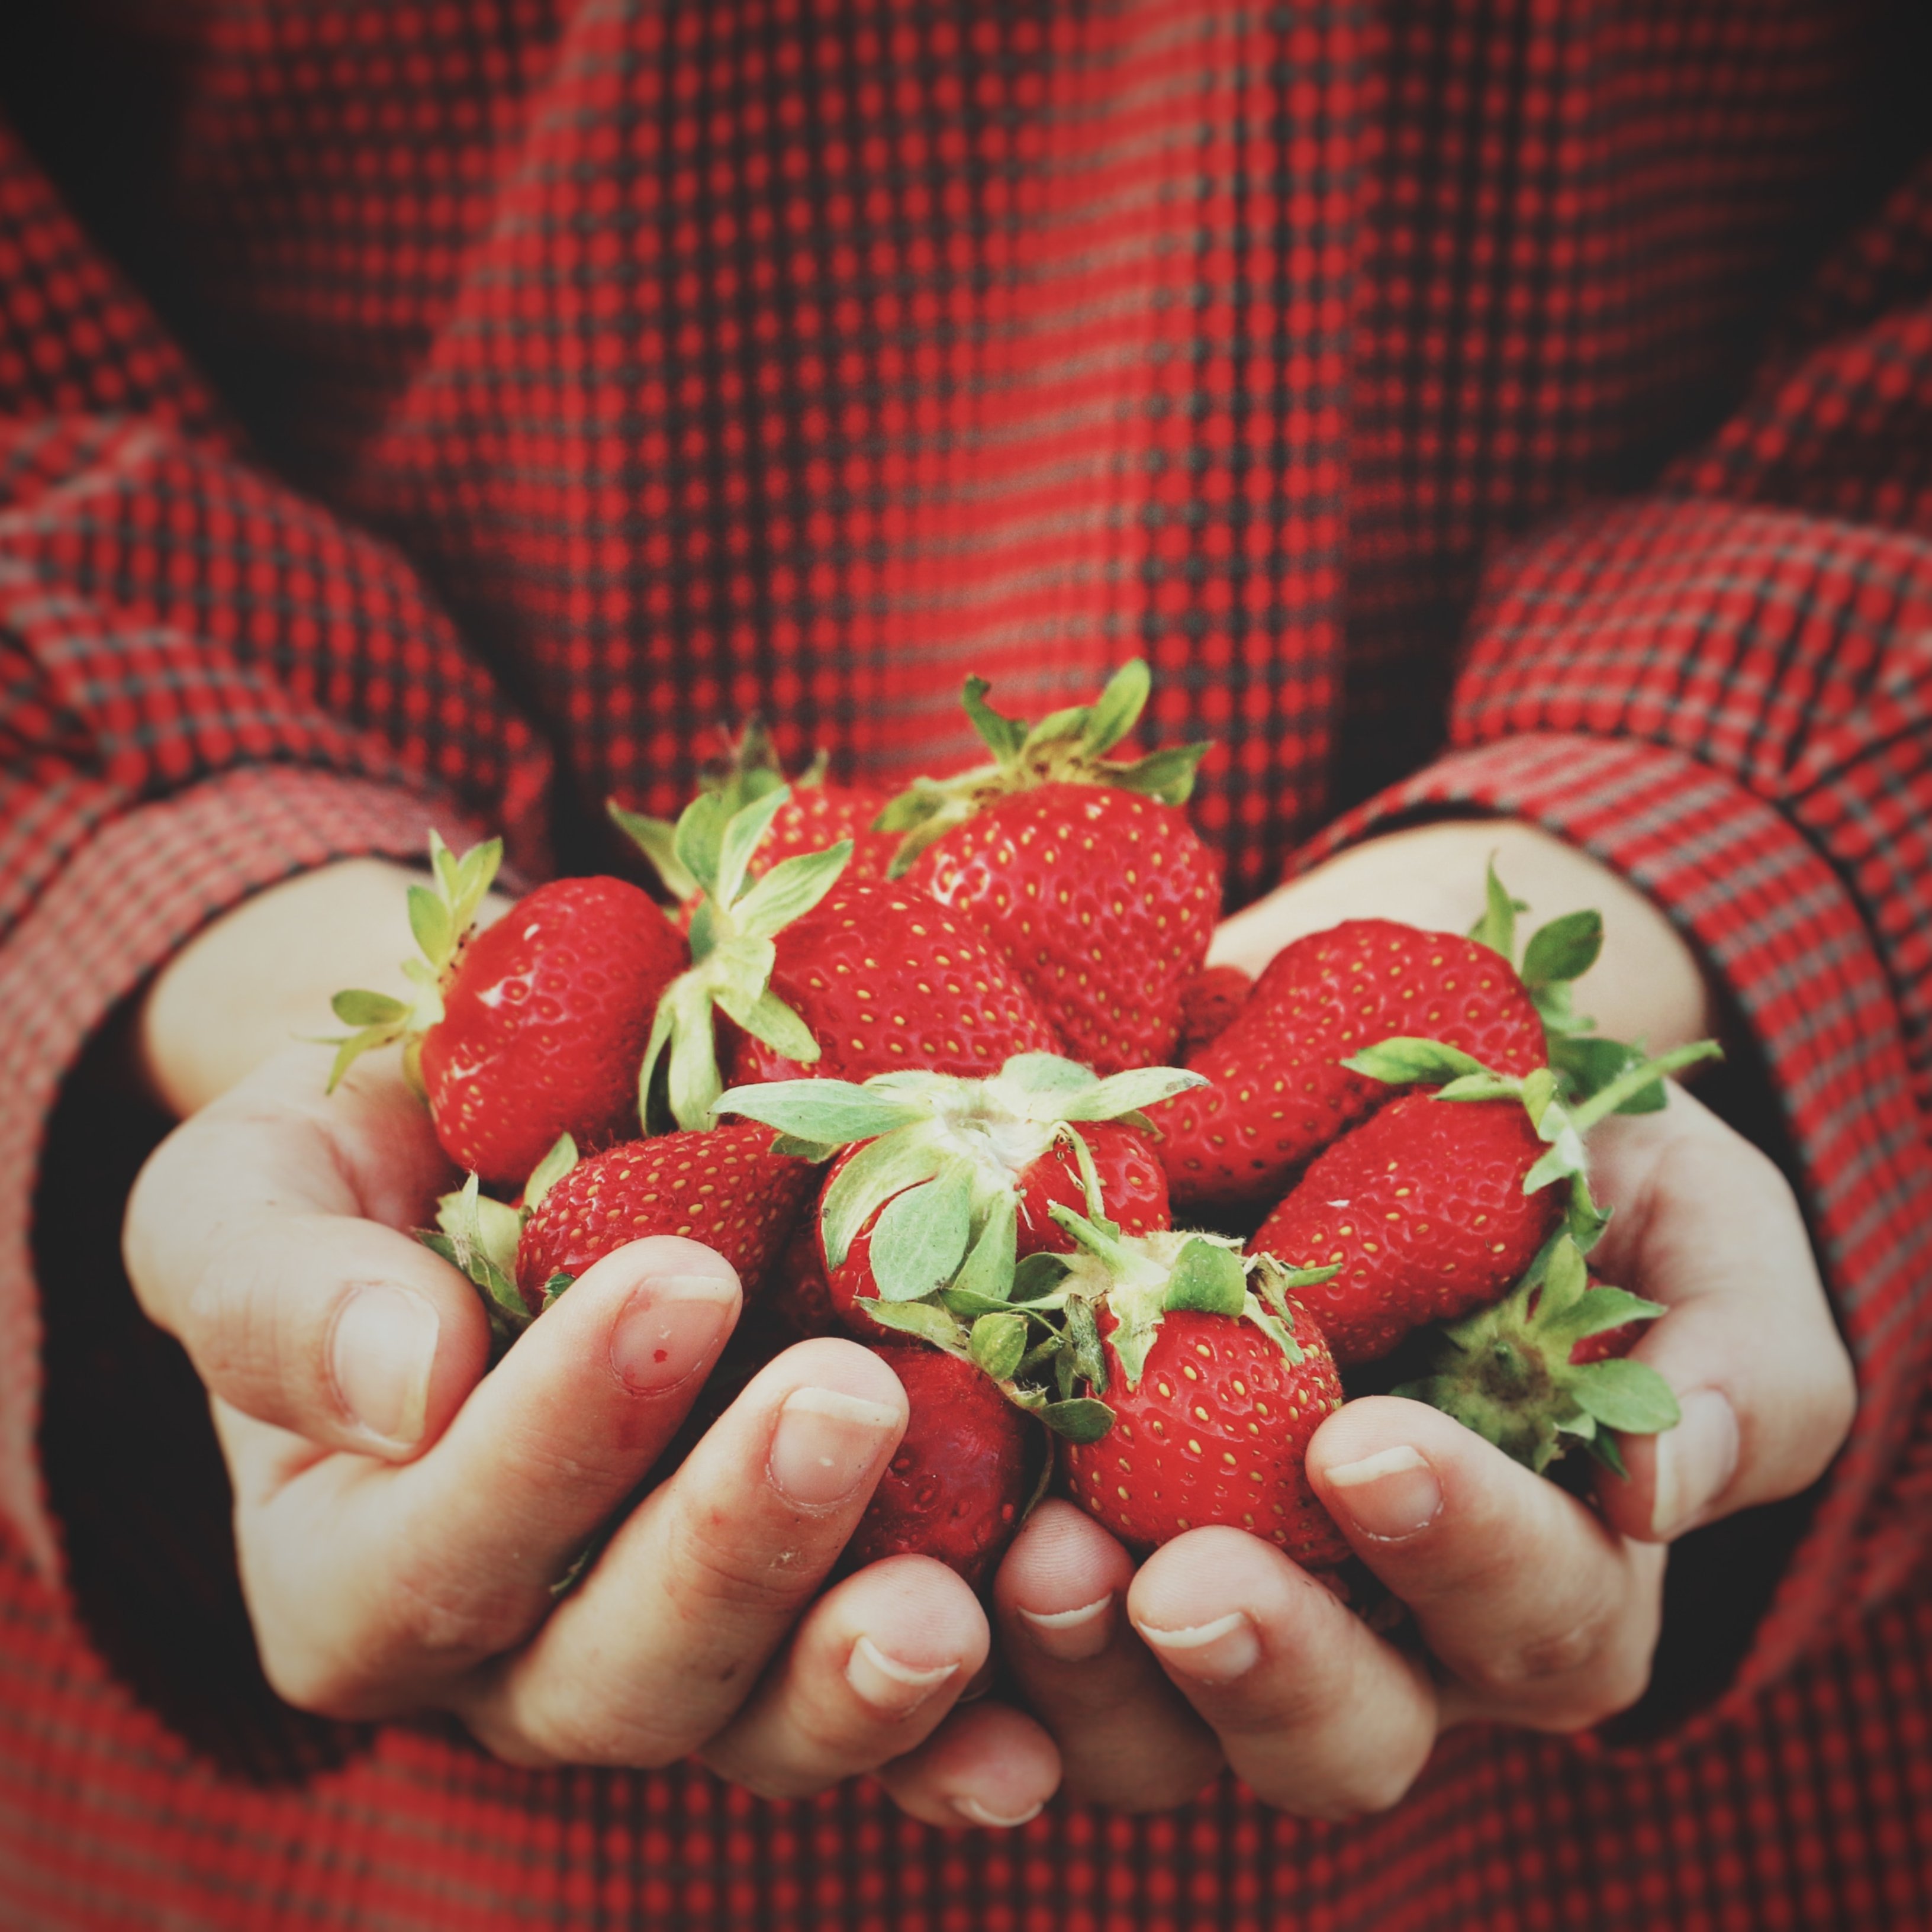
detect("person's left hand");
top-left (981, 823), bottom-right (1857, 1813)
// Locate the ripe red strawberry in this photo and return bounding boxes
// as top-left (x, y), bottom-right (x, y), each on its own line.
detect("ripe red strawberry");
top-left (330, 836), bottom-right (685, 1187)
top-left (1250, 1092), bottom-right (1564, 1367)
top-left (767, 1218), bottom-right (842, 1341)
top-left (729, 878), bottom-right (1065, 1087)
top-left (514, 1124), bottom-right (812, 1317)
top-left (880, 662), bottom-right (1223, 1073)
top-left (1151, 920), bottom-right (1548, 1211)
top-left (1038, 1212), bottom-right (1348, 1563)
top-left (1569, 1318), bottom-right (1645, 1364)
top-left (842, 1344), bottom-right (1038, 1589)
top-left (717, 1054), bottom-right (1200, 1337)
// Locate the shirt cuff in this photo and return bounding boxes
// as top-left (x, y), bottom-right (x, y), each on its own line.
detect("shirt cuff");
top-left (0, 766), bottom-right (488, 1574)
top-left (1296, 732), bottom-right (1932, 1740)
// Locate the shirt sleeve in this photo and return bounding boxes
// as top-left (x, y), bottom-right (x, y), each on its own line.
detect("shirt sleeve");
top-left (0, 117), bottom-right (552, 1567)
top-left (1299, 159), bottom-right (1932, 1727)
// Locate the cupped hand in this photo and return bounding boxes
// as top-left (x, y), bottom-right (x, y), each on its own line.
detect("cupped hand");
top-left (123, 1044), bottom-right (1060, 1825)
top-left (984, 820), bottom-right (1854, 1814)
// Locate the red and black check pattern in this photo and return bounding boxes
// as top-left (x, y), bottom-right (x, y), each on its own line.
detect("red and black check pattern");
top-left (1, 3), bottom-right (1929, 1925)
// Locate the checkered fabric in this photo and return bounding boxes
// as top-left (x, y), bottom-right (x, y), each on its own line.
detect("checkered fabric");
top-left (1, 3), bottom-right (1928, 1926)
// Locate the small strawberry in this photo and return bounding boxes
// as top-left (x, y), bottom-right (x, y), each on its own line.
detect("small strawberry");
top-left (1151, 919), bottom-right (1550, 1212)
top-left (329, 835), bottom-right (686, 1187)
top-left (632, 781), bottom-right (1064, 1131)
top-left (1253, 1036), bottom-right (1722, 1366)
top-left (611, 720), bottom-right (895, 928)
top-left (842, 1343), bottom-right (1039, 1589)
top-left (1394, 1232), bottom-right (1680, 1476)
top-left (718, 1052), bottom-right (1198, 1336)
top-left (879, 662), bottom-right (1223, 1073)
top-left (1044, 1211), bottom-right (1349, 1564)
top-left (513, 1124), bottom-right (813, 1316)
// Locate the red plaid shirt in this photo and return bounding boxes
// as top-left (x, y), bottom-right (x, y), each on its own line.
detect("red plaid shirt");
top-left (2, 4), bottom-right (1929, 1926)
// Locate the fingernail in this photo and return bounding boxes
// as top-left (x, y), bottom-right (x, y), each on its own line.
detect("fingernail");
top-left (1135, 1609), bottom-right (1260, 1685)
top-left (951, 1797), bottom-right (1045, 1830)
top-left (845, 1635), bottom-right (959, 1717)
top-left (1650, 1387), bottom-right (1740, 1539)
top-left (331, 1285), bottom-right (439, 1445)
top-left (1324, 1444), bottom-right (1443, 1541)
top-left (610, 1275), bottom-right (739, 1395)
top-left (769, 1387), bottom-right (901, 1506)
top-left (1016, 1592), bottom-right (1115, 1663)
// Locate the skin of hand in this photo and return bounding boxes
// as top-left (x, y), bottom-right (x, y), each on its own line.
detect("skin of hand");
top-left (986, 817), bottom-right (1858, 1814)
top-left (123, 860), bottom-right (1062, 1828)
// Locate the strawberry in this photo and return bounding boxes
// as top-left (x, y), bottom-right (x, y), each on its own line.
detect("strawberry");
top-left (716, 1053), bottom-right (1199, 1337)
top-left (329, 835), bottom-right (685, 1187)
top-left (1150, 919), bottom-right (1550, 1211)
top-left (1393, 1232), bottom-right (1680, 1476)
top-left (611, 720), bottom-right (895, 928)
top-left (1254, 1035), bottom-right (1722, 1366)
top-left (629, 780), bottom-right (1064, 1132)
top-left (1043, 1211), bottom-right (1349, 1564)
top-left (879, 662), bottom-right (1222, 1073)
top-left (512, 1124), bottom-right (813, 1317)
top-left (842, 1343), bottom-right (1039, 1589)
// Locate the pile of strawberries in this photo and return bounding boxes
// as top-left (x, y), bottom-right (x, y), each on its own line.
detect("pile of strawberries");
top-left (333, 665), bottom-right (1709, 1587)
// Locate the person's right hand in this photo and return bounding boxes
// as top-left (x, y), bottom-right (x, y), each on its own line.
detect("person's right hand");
top-left (123, 1042), bottom-right (1061, 1827)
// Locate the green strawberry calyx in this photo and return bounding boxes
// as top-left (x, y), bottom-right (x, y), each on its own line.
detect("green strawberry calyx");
top-left (1341, 1035), bottom-right (1724, 1254)
top-left (608, 719), bottom-right (826, 903)
top-left (876, 660), bottom-right (1212, 877)
top-left (1045, 1206), bottom-right (1338, 1393)
top-left (1467, 860), bottom-right (1692, 1112)
top-left (323, 830), bottom-right (504, 1097)
top-left (716, 1051), bottom-right (1206, 1305)
top-left (1393, 1230), bottom-right (1679, 1476)
top-left (630, 783), bottom-right (853, 1131)
top-left (417, 1131), bottom-right (580, 1347)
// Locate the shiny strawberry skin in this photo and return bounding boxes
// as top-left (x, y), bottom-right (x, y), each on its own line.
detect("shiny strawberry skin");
top-left (1152, 919), bottom-right (1548, 1210)
top-left (1061, 1308), bottom-right (1348, 1566)
top-left (729, 879), bottom-right (1064, 1085)
top-left (908, 783), bottom-right (1222, 1075)
top-left (821, 1120), bottom-right (1171, 1338)
top-left (1251, 1093), bottom-right (1564, 1366)
top-left (514, 1124), bottom-right (812, 1316)
top-left (843, 1344), bottom-right (1036, 1588)
top-left (421, 875), bottom-right (686, 1186)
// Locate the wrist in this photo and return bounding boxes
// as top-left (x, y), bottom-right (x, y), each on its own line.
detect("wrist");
top-left (1210, 819), bottom-right (1716, 1052)
top-left (137, 858), bottom-right (443, 1118)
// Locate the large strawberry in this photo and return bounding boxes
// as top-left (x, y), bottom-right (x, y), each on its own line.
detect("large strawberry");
top-left (1151, 919), bottom-right (1550, 1211)
top-left (1395, 1232), bottom-right (1680, 1477)
top-left (419, 1125), bottom-right (813, 1340)
top-left (878, 662), bottom-right (1222, 1073)
top-left (1253, 1036), bottom-right (1721, 1366)
top-left (1044, 1210), bottom-right (1349, 1564)
top-left (635, 781), bottom-right (1063, 1131)
top-left (611, 720), bottom-right (896, 927)
top-left (843, 1344), bottom-right (1039, 1589)
top-left (717, 1053), bottom-right (1200, 1335)
top-left (329, 834), bottom-right (685, 1187)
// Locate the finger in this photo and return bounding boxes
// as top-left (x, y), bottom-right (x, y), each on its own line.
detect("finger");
top-left (1308, 1396), bottom-right (1663, 1731)
top-left (992, 1501), bottom-right (1221, 1811)
top-left (1126, 1527), bottom-right (1438, 1819)
top-left (873, 1701), bottom-right (1064, 1831)
top-left (125, 1046), bottom-right (487, 1457)
top-left (456, 1337), bottom-right (908, 1767)
top-left (1583, 1086), bottom-right (1857, 1541)
top-left (698, 1556), bottom-right (987, 1798)
top-left (222, 1236), bottom-right (743, 1716)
